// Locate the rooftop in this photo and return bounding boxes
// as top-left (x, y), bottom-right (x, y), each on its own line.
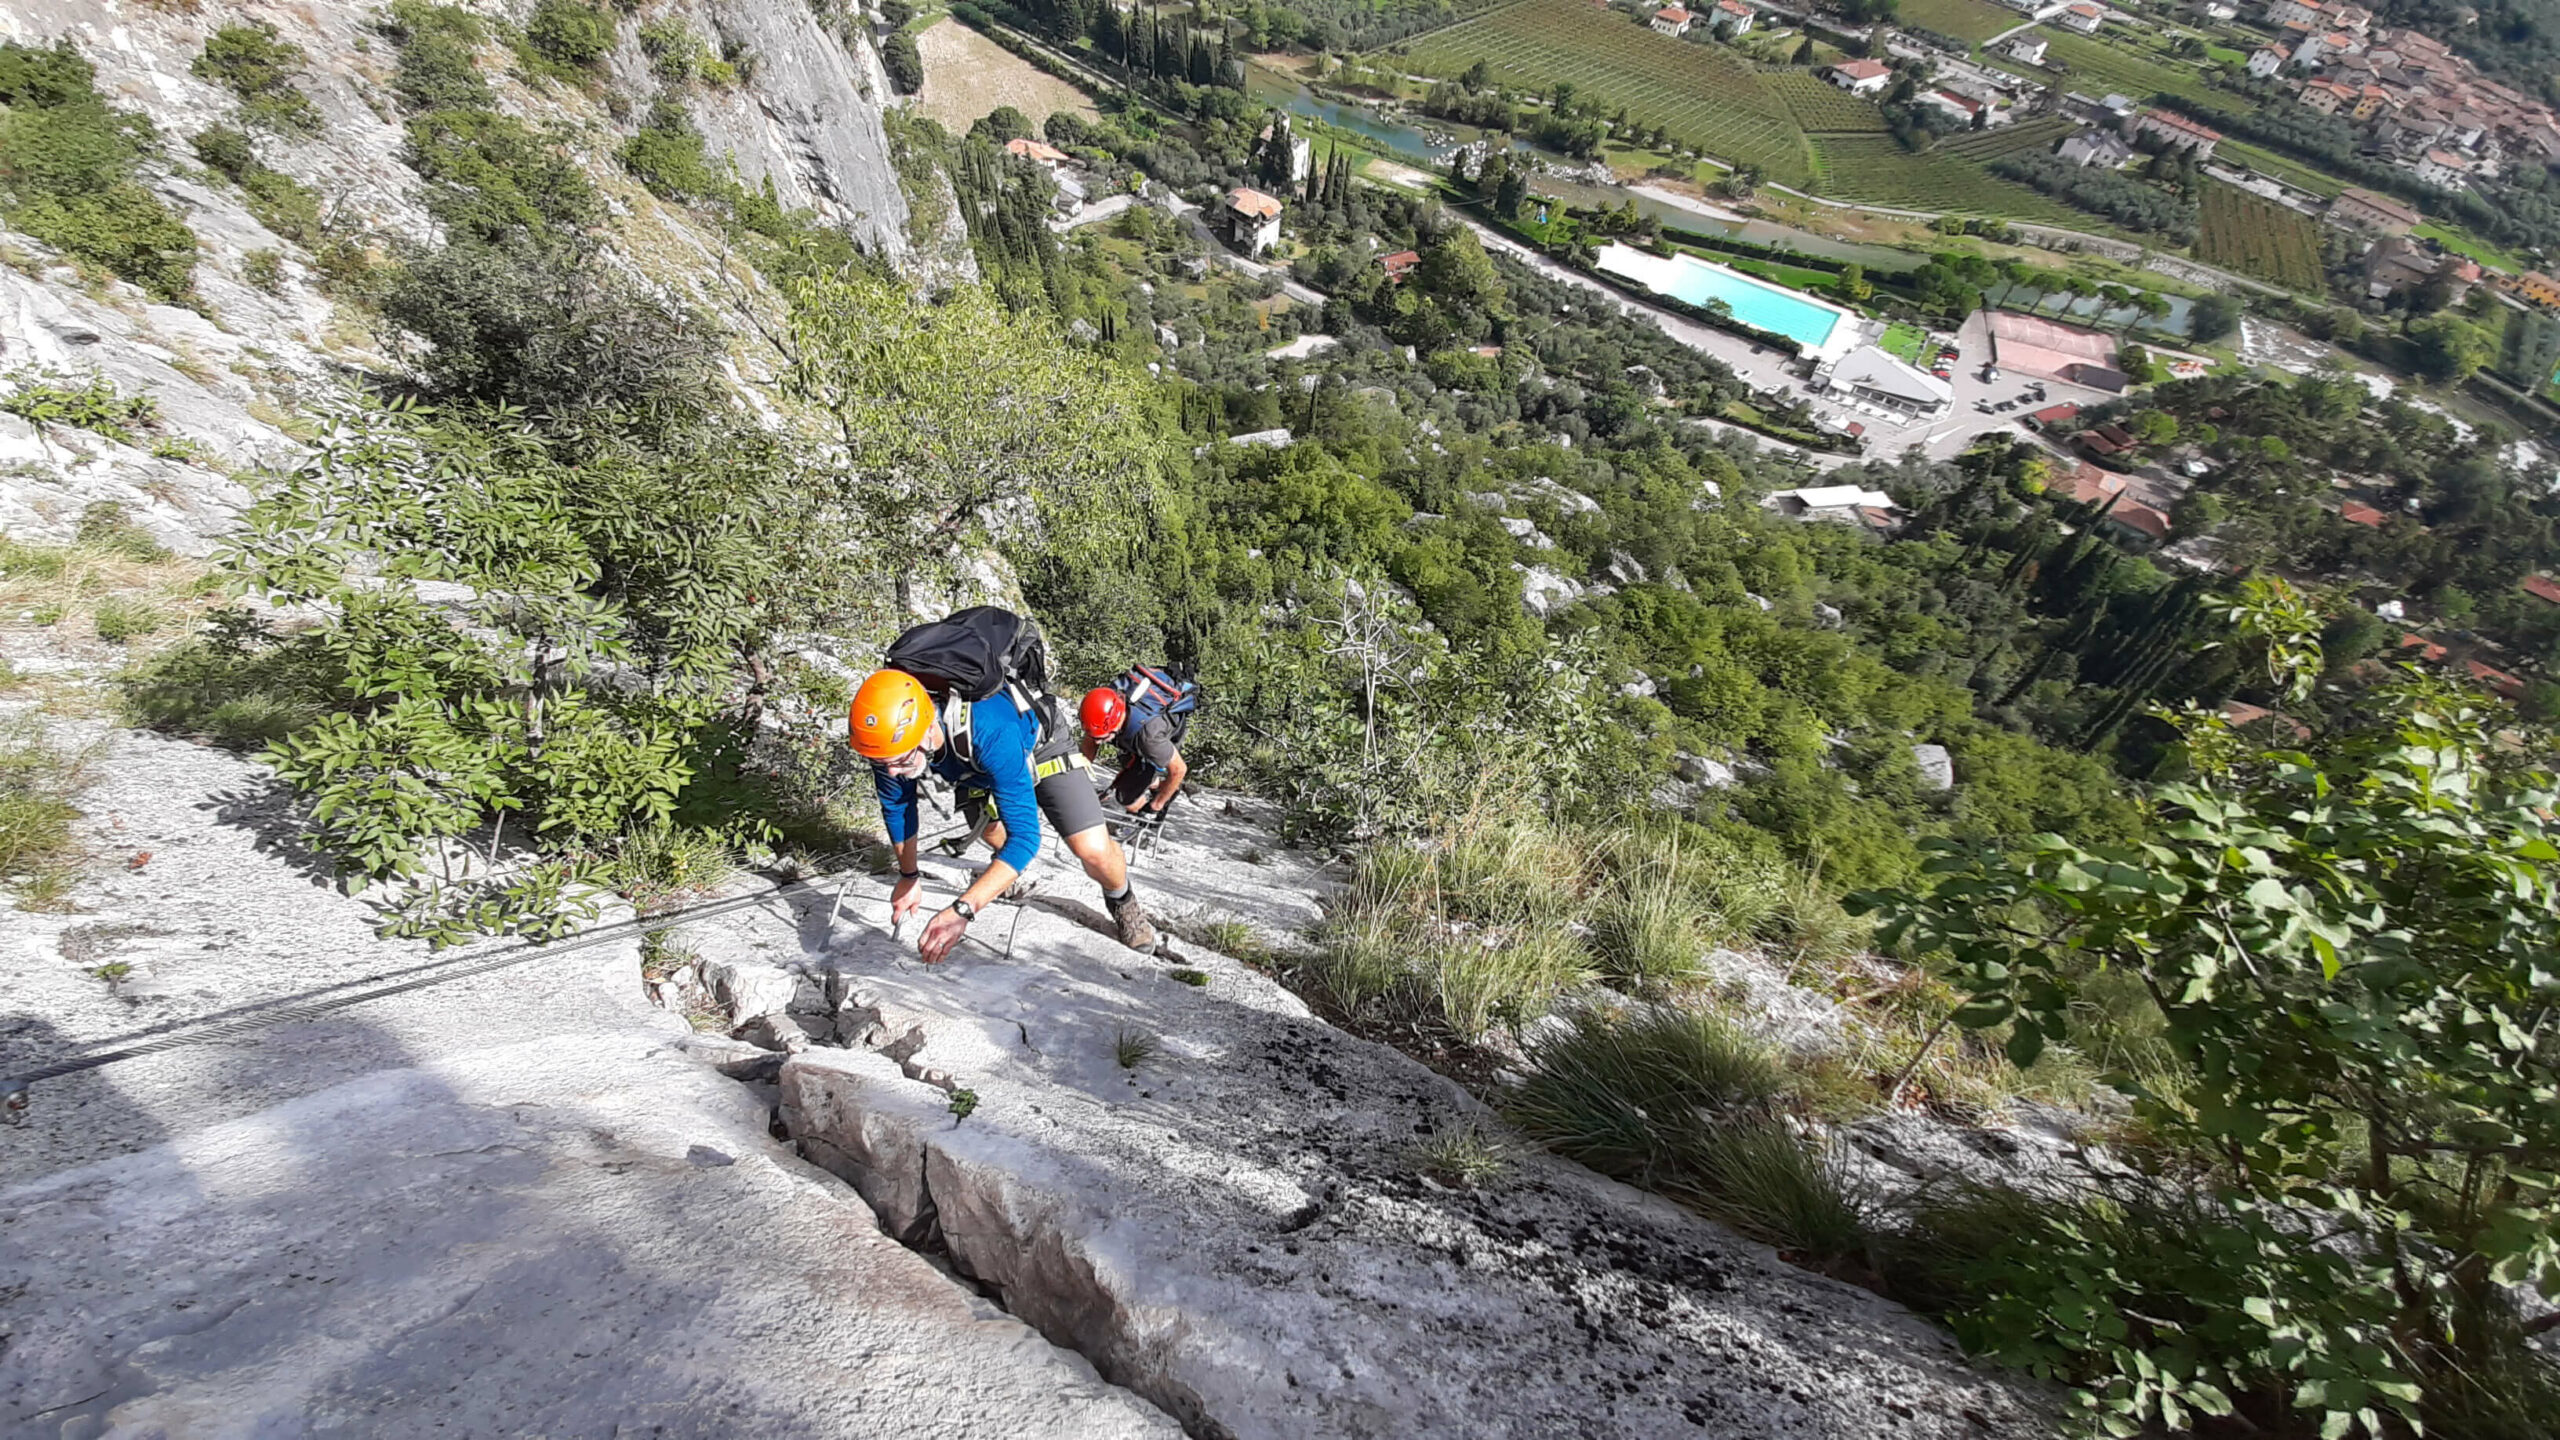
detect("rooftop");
top-left (1832, 59), bottom-right (1892, 80)
top-left (2141, 108), bottom-right (2223, 140)
top-left (1828, 346), bottom-right (1955, 406)
top-left (1226, 187), bottom-right (1284, 219)
top-left (1005, 137), bottom-right (1070, 165)
top-left (2340, 500), bottom-right (2386, 526)
top-left (2522, 574), bottom-right (2560, 604)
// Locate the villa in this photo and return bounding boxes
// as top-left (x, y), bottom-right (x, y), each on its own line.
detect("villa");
top-left (1651, 4), bottom-right (1692, 36)
top-left (2058, 4), bottom-right (2106, 33)
top-left (1712, 0), bottom-right (1755, 35)
top-left (1221, 187), bottom-right (1284, 257)
top-left (1827, 58), bottom-right (1892, 95)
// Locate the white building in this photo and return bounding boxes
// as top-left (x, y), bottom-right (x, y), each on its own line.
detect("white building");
top-left (2002, 33), bottom-right (2048, 65)
top-left (2264, 0), bottom-right (2323, 25)
top-left (2415, 147), bottom-right (2471, 189)
top-left (1762, 484), bottom-right (1901, 527)
top-left (2058, 126), bottom-right (2134, 166)
top-left (1712, 0), bottom-right (1755, 35)
top-left (1651, 4), bottom-right (1693, 36)
top-left (2247, 44), bottom-right (2289, 77)
top-left (1222, 186), bottom-right (1284, 257)
top-left (1827, 58), bottom-right (1892, 95)
top-left (2058, 4), bottom-right (2106, 33)
top-left (1817, 346), bottom-right (1954, 418)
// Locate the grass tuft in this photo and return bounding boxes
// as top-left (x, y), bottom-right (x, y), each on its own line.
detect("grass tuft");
top-left (1112, 1025), bottom-right (1158, 1070)
top-left (0, 720), bottom-right (88, 908)
top-left (1412, 1124), bottom-right (1513, 1189)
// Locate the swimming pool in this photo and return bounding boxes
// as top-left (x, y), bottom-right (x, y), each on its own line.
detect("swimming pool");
top-left (1595, 244), bottom-right (1852, 356)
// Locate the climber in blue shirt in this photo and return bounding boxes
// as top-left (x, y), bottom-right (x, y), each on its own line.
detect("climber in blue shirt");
top-left (852, 664), bottom-right (1157, 963)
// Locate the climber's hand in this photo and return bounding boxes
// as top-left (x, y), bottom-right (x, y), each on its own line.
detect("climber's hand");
top-left (918, 906), bottom-right (970, 965)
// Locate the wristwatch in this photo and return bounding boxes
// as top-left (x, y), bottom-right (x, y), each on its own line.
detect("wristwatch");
top-left (950, 899), bottom-right (977, 923)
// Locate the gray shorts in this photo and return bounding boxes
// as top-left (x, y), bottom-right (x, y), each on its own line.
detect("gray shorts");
top-left (957, 739), bottom-right (1105, 849)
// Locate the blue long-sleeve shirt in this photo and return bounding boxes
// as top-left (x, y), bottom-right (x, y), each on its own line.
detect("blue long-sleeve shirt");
top-left (872, 692), bottom-right (1044, 872)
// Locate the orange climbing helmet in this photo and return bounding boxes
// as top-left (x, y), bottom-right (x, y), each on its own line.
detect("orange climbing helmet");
top-left (1080, 686), bottom-right (1128, 740)
top-left (849, 669), bottom-right (936, 761)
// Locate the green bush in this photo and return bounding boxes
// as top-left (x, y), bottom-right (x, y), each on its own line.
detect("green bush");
top-left (381, 1), bottom-right (492, 113)
top-left (403, 107), bottom-right (597, 244)
top-left (0, 42), bottom-right (197, 299)
top-left (618, 99), bottom-right (725, 201)
top-left (2, 371), bottom-right (158, 446)
top-left (243, 247), bottom-right (285, 293)
top-left (637, 18), bottom-right (707, 83)
top-left (192, 21), bottom-right (321, 136)
top-left (192, 126), bottom-right (323, 243)
top-left (524, 0), bottom-right (616, 73)
top-left (377, 231), bottom-right (710, 409)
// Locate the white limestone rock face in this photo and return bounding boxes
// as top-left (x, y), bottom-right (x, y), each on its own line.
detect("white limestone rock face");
top-left (772, 844), bottom-right (2053, 1440)
top-left (0, 1038), bottom-right (1181, 1439)
top-left (0, 0), bottom-right (916, 550)
top-left (1911, 742), bottom-right (1955, 791)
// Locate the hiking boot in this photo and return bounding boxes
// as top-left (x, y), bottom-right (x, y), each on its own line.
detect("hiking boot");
top-left (1107, 891), bottom-right (1159, 952)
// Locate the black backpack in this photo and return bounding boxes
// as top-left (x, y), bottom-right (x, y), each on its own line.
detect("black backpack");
top-left (883, 607), bottom-right (1054, 762)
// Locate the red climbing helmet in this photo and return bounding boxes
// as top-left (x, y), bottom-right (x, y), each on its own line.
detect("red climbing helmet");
top-left (1079, 686), bottom-right (1128, 740)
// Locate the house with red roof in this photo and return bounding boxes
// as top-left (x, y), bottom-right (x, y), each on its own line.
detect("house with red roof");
top-left (1827, 59), bottom-right (1892, 95)
top-left (1376, 249), bottom-right (1422, 283)
top-left (2339, 500), bottom-right (2386, 527)
top-left (2131, 108), bottom-right (2221, 159)
top-left (1651, 3), bottom-right (1693, 35)
top-left (2521, 574), bottom-right (2560, 605)
top-left (2398, 633), bottom-right (2449, 663)
top-left (2466, 659), bottom-right (2526, 700)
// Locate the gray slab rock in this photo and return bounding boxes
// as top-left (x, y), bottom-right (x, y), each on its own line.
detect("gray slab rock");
top-left (768, 865), bottom-right (2051, 1440)
top-left (0, 1036), bottom-right (1181, 1439)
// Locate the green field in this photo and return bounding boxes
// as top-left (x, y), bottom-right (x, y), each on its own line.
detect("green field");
top-left (1893, 0), bottom-right (2026, 43)
top-left (2195, 181), bottom-right (2324, 291)
top-left (2415, 221), bottom-right (2523, 274)
top-left (1393, 0), bottom-right (2089, 221)
top-left (2028, 29), bottom-right (2224, 102)
top-left (1398, 0), bottom-right (1819, 185)
top-left (1879, 321), bottom-right (1929, 363)
top-left (1811, 134), bottom-right (2090, 222)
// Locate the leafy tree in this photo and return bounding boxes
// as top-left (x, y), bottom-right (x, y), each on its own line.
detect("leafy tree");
top-left (2189, 292), bottom-right (2241, 342)
top-left (1862, 582), bottom-right (2560, 1438)
top-left (524, 0), bottom-right (615, 72)
top-left (883, 30), bottom-right (924, 94)
top-left (779, 269), bottom-right (1166, 610)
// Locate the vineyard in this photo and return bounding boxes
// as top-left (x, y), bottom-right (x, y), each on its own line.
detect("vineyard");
top-left (1395, 0), bottom-right (1817, 186)
top-left (1767, 71), bottom-right (1891, 134)
top-left (1936, 115), bottom-right (2076, 163)
top-left (1893, 0), bottom-right (2027, 43)
top-left (2015, 29), bottom-right (2223, 103)
top-left (2194, 181), bottom-right (2326, 291)
top-left (1812, 135), bottom-right (2090, 223)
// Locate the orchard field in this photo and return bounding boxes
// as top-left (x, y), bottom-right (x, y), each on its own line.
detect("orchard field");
top-left (1396, 0), bottom-right (1820, 186)
top-left (2194, 181), bottom-right (2325, 291)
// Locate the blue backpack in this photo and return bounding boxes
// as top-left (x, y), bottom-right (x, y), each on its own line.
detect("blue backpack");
top-left (1116, 664), bottom-right (1201, 748)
